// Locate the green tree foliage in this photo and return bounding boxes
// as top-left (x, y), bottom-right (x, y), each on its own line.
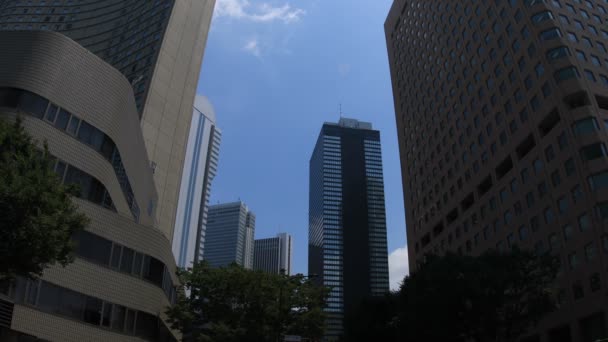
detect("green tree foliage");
top-left (0, 118), bottom-right (88, 280)
top-left (345, 248), bottom-right (559, 342)
top-left (166, 262), bottom-right (329, 342)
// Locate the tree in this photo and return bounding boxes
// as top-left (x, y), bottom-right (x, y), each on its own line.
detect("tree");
top-left (397, 248), bottom-right (559, 342)
top-left (343, 293), bottom-right (400, 342)
top-left (0, 118), bottom-right (88, 280)
top-left (344, 248), bottom-right (559, 342)
top-left (166, 262), bottom-right (329, 342)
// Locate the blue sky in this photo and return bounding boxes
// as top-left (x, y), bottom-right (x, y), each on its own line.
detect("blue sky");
top-left (196, 0), bottom-right (408, 289)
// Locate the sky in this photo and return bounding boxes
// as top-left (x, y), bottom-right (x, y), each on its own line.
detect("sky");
top-left (196, 0), bottom-right (408, 290)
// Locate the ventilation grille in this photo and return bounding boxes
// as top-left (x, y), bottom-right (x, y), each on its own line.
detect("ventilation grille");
top-left (0, 297), bottom-right (14, 328)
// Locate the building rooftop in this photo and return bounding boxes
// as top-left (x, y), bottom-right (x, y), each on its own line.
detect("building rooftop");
top-left (324, 117), bottom-right (373, 130)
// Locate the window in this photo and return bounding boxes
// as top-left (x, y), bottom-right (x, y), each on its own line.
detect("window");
top-left (535, 63), bottom-right (545, 77)
top-left (580, 143), bottom-right (607, 161)
top-left (544, 207), bottom-right (556, 224)
top-left (555, 66), bottom-right (580, 82)
top-left (565, 158), bottom-right (576, 176)
top-left (531, 11), bottom-right (554, 24)
top-left (576, 50), bottom-right (587, 61)
top-left (551, 170), bottom-right (561, 186)
top-left (588, 171), bottom-right (608, 190)
top-left (72, 231), bottom-right (112, 266)
top-left (18, 91), bottom-right (49, 119)
top-left (585, 243), bottom-right (597, 261)
top-left (54, 109), bottom-right (70, 131)
top-left (558, 197), bottom-right (569, 214)
top-left (589, 273), bottom-right (601, 292)
top-left (540, 27), bottom-right (562, 40)
top-left (579, 214), bottom-right (591, 231)
top-left (526, 192), bottom-right (535, 208)
top-left (66, 116), bottom-right (80, 136)
top-left (531, 216), bottom-right (540, 232)
top-left (572, 117), bottom-right (599, 135)
top-left (584, 70), bottom-right (596, 82)
top-left (563, 224), bottom-right (574, 241)
top-left (519, 226), bottom-right (529, 241)
top-left (569, 252), bottom-right (579, 269)
top-left (549, 233), bottom-right (561, 250)
top-left (45, 104), bottom-right (58, 123)
top-left (572, 185), bottom-right (583, 203)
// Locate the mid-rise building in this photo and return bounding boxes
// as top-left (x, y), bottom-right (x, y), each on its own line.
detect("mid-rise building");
top-left (0, 0), bottom-right (217, 241)
top-left (253, 233), bottom-right (293, 275)
top-left (172, 96), bottom-right (221, 268)
top-left (203, 202), bottom-right (256, 269)
top-left (0, 30), bottom-right (178, 342)
top-left (386, 0), bottom-right (608, 340)
top-left (309, 118), bottom-right (390, 340)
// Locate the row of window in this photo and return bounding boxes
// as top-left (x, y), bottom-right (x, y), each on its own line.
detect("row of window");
top-left (0, 87), bottom-right (142, 221)
top-left (72, 230), bottom-right (175, 302)
top-left (0, 277), bottom-right (174, 341)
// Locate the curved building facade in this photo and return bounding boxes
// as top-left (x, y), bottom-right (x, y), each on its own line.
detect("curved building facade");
top-left (0, 30), bottom-right (178, 342)
top-left (0, 0), bottom-right (218, 243)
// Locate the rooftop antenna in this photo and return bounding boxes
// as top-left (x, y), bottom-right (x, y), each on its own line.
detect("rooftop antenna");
top-left (339, 103), bottom-right (343, 119)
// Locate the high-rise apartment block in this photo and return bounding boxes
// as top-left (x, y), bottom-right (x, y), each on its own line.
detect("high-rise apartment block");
top-left (254, 233), bottom-right (293, 275)
top-left (0, 0), bottom-right (215, 340)
top-left (386, 0), bottom-right (608, 340)
top-left (203, 202), bottom-right (256, 269)
top-left (173, 96), bottom-right (221, 268)
top-left (309, 118), bottom-right (390, 340)
top-left (0, 0), bottom-right (217, 240)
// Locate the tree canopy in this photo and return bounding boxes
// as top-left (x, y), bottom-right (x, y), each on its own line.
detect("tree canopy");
top-left (166, 262), bottom-right (329, 342)
top-left (344, 248), bottom-right (559, 342)
top-left (0, 118), bottom-right (88, 280)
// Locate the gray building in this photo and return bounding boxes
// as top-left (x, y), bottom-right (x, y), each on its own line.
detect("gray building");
top-left (309, 118), bottom-right (390, 340)
top-left (172, 96), bottom-right (221, 268)
top-left (0, 0), bottom-right (218, 242)
top-left (254, 233), bottom-right (293, 275)
top-left (203, 202), bottom-right (256, 269)
top-left (0, 30), bottom-right (179, 342)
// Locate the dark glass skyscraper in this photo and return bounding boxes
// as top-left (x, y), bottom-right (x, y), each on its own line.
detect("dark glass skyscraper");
top-left (386, 0), bottom-right (608, 340)
top-left (309, 118), bottom-right (389, 340)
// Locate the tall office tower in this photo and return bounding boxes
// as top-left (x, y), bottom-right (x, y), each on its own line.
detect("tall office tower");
top-left (309, 118), bottom-right (390, 340)
top-left (203, 202), bottom-right (256, 269)
top-left (172, 95), bottom-right (221, 268)
top-left (386, 0), bottom-right (608, 340)
top-left (0, 0), bottom-right (217, 241)
top-left (0, 30), bottom-right (178, 341)
top-left (253, 233), bottom-right (293, 275)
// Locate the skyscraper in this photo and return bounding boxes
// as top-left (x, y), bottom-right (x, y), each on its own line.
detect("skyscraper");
top-left (309, 118), bottom-right (390, 340)
top-left (0, 30), bottom-right (178, 341)
top-left (172, 95), bottom-right (221, 268)
top-left (203, 202), bottom-right (256, 269)
top-left (0, 0), bottom-right (217, 240)
top-left (254, 233), bottom-right (293, 275)
top-left (386, 0), bottom-right (608, 340)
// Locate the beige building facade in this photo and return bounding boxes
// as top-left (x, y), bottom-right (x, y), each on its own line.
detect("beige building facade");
top-left (0, 30), bottom-right (179, 342)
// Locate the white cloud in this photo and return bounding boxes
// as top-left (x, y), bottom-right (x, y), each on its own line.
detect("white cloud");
top-left (389, 245), bottom-right (409, 291)
top-left (243, 37), bottom-right (261, 56)
top-left (215, 0), bottom-right (305, 23)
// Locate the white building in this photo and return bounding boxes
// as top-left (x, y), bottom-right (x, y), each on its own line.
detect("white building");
top-left (172, 95), bottom-right (221, 268)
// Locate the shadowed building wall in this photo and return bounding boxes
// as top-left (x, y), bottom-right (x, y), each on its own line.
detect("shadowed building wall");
top-left (386, 0), bottom-right (608, 340)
